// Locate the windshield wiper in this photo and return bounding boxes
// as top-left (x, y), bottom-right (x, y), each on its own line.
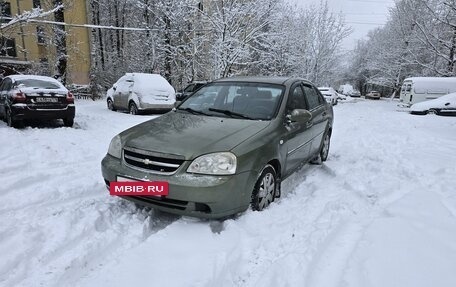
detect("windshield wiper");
top-left (177, 107), bottom-right (210, 116)
top-left (208, 108), bottom-right (253, 120)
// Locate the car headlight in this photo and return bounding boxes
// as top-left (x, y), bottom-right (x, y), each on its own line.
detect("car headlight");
top-left (187, 152), bottom-right (237, 175)
top-left (108, 135), bottom-right (122, 158)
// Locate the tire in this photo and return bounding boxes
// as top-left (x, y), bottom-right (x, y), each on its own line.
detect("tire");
top-left (63, 118), bottom-right (74, 127)
top-left (251, 165), bottom-right (277, 211)
top-left (129, 102), bottom-right (138, 115)
top-left (429, 109), bottom-right (438, 115)
top-left (6, 108), bottom-right (21, 128)
top-left (320, 132), bottom-right (331, 162)
top-left (310, 132), bottom-right (331, 164)
top-left (107, 99), bottom-right (116, 111)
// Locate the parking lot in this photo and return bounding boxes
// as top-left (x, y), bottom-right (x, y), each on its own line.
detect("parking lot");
top-left (1, 98), bottom-right (456, 287)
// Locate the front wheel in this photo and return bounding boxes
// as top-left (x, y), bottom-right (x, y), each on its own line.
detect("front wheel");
top-left (129, 102), bottom-right (138, 115)
top-left (251, 165), bottom-right (277, 211)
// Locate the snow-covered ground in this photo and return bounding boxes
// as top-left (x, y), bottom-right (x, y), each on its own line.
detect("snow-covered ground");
top-left (1, 99), bottom-right (456, 287)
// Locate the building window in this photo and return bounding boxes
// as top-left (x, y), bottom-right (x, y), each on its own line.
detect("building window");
top-left (33, 0), bottom-right (41, 8)
top-left (0, 37), bottom-right (17, 57)
top-left (1, 2), bottom-right (12, 23)
top-left (37, 25), bottom-right (46, 45)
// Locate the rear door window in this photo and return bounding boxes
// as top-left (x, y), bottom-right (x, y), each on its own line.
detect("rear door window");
top-left (302, 84), bottom-right (321, 110)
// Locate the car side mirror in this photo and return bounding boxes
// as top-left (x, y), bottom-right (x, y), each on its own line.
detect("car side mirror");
top-left (113, 85), bottom-right (117, 91)
top-left (287, 109), bottom-right (312, 124)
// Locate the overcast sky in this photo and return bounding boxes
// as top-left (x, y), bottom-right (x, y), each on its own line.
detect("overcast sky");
top-left (288, 0), bottom-right (396, 50)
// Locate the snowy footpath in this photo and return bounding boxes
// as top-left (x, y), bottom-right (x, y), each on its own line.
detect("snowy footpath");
top-left (1, 99), bottom-right (456, 287)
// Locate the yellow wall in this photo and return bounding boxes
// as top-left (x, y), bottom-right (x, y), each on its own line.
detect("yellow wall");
top-left (3, 0), bottom-right (91, 85)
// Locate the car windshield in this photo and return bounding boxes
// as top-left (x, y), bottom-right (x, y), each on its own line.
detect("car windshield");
top-left (178, 82), bottom-right (284, 120)
top-left (16, 79), bottom-right (61, 89)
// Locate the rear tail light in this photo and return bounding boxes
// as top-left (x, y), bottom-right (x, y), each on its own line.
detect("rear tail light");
top-left (13, 92), bottom-right (26, 103)
top-left (66, 92), bottom-right (74, 103)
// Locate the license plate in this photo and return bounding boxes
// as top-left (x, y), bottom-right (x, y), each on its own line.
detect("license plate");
top-left (36, 97), bottom-right (58, 103)
top-left (111, 176), bottom-right (169, 196)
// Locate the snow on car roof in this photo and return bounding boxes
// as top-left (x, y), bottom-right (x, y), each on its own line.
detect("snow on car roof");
top-left (126, 73), bottom-right (175, 94)
top-left (7, 75), bottom-right (65, 87)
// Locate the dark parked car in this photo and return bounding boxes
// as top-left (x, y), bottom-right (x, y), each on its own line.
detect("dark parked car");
top-left (102, 77), bottom-right (334, 219)
top-left (175, 81), bottom-right (207, 101)
top-left (0, 75), bottom-right (75, 128)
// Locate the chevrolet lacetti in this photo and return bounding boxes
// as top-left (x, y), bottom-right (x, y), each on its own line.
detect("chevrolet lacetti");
top-left (101, 77), bottom-right (334, 219)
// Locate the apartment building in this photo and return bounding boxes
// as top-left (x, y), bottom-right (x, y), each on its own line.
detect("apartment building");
top-left (0, 0), bottom-right (91, 85)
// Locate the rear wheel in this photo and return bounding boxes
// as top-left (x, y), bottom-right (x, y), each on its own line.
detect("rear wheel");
top-left (429, 109), bottom-right (438, 115)
top-left (311, 132), bottom-right (331, 164)
top-left (63, 118), bottom-right (74, 127)
top-left (251, 165), bottom-right (277, 211)
top-left (129, 102), bottom-right (138, 115)
top-left (107, 99), bottom-right (116, 111)
top-left (320, 132), bottom-right (331, 162)
top-left (6, 109), bottom-right (22, 128)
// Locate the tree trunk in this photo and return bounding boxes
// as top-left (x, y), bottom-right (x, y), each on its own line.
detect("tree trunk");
top-left (448, 26), bottom-right (456, 76)
top-left (53, 1), bottom-right (67, 85)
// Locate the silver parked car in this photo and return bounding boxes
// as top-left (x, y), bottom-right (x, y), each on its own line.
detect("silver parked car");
top-left (106, 73), bottom-right (176, 114)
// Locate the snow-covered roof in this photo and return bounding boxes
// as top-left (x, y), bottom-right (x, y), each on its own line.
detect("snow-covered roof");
top-left (125, 73), bottom-right (175, 94)
top-left (7, 75), bottom-right (66, 88)
top-left (403, 77), bottom-right (456, 83)
top-left (403, 77), bottom-right (456, 94)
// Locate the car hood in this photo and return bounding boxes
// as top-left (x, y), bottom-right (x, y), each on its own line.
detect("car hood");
top-left (121, 111), bottom-right (271, 160)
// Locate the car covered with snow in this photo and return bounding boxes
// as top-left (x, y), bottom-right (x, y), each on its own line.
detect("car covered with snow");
top-left (102, 77), bottom-right (334, 219)
top-left (106, 73), bottom-right (175, 114)
top-left (410, 92), bottom-right (456, 116)
top-left (318, 87), bottom-right (338, 105)
top-left (0, 75), bottom-right (75, 128)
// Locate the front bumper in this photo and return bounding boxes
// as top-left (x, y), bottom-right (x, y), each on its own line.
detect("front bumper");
top-left (101, 154), bottom-right (257, 219)
top-left (11, 104), bottom-right (75, 120)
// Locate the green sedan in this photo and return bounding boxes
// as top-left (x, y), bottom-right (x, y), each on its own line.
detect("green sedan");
top-left (101, 76), bottom-right (334, 219)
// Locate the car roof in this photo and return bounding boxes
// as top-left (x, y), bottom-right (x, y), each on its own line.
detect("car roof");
top-left (5, 75), bottom-right (65, 88)
top-left (7, 74), bottom-right (59, 82)
top-left (213, 76), bottom-right (312, 86)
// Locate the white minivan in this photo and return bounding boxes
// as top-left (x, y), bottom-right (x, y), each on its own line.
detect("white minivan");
top-left (400, 77), bottom-right (456, 106)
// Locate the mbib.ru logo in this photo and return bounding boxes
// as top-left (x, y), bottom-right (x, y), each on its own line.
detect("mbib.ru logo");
top-left (110, 181), bottom-right (169, 196)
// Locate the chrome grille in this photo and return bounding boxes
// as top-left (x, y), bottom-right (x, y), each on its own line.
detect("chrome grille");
top-left (123, 146), bottom-right (184, 174)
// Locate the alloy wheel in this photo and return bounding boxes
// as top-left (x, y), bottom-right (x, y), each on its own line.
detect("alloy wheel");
top-left (321, 133), bottom-right (330, 161)
top-left (251, 165), bottom-right (277, 211)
